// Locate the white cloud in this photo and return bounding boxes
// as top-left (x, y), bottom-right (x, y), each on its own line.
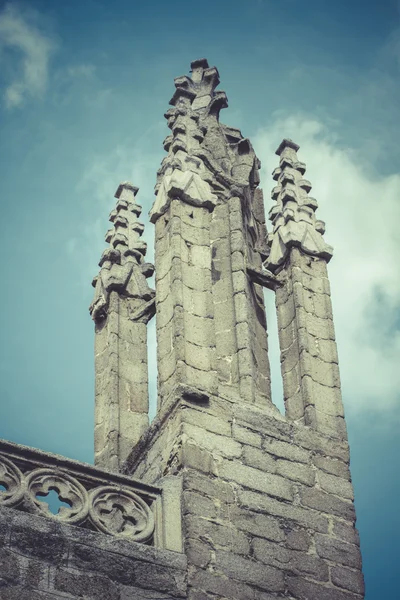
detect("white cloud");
top-left (254, 114), bottom-right (400, 416)
top-left (66, 64), bottom-right (96, 79)
top-left (0, 3), bottom-right (55, 109)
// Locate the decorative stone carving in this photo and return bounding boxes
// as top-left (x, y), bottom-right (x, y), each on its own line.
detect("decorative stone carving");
top-left (265, 139), bottom-right (333, 272)
top-left (90, 182), bottom-right (155, 323)
top-left (25, 468), bottom-right (89, 524)
top-left (89, 486), bottom-right (155, 542)
top-left (0, 442), bottom-right (159, 545)
top-left (0, 455), bottom-right (25, 508)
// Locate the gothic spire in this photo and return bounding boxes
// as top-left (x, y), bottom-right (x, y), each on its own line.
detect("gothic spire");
top-left (265, 139), bottom-right (333, 272)
top-left (90, 182), bottom-right (154, 322)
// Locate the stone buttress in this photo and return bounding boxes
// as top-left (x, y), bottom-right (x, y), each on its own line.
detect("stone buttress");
top-left (90, 182), bottom-right (155, 471)
top-left (122, 61), bottom-right (365, 600)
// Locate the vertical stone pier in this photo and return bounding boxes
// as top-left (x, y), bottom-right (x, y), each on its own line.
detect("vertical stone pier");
top-left (150, 59), bottom-right (274, 409)
top-left (90, 182), bottom-right (155, 471)
top-left (266, 139), bottom-right (346, 439)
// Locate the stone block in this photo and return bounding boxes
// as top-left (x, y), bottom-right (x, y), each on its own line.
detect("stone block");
top-left (300, 351), bottom-right (341, 387)
top-left (332, 520), bottom-right (360, 546)
top-left (183, 471), bottom-right (235, 504)
top-left (182, 263), bottom-right (211, 292)
top-left (238, 490), bottom-right (329, 533)
top-left (280, 342), bottom-right (300, 375)
top-left (315, 534), bottom-right (362, 569)
top-left (184, 313), bottom-right (214, 347)
top-left (252, 538), bottom-right (291, 568)
top-left (10, 521), bottom-right (66, 566)
top-left (232, 423), bottom-right (262, 447)
top-left (189, 569), bottom-right (255, 600)
top-left (285, 528), bottom-right (311, 551)
top-left (218, 460), bottom-right (293, 501)
top-left (0, 548), bottom-right (20, 586)
top-left (317, 470), bottom-right (354, 500)
top-left (214, 299), bottom-right (235, 334)
top-left (300, 487), bottom-right (355, 520)
top-left (293, 427), bottom-right (350, 462)
top-left (232, 509), bottom-right (284, 541)
top-left (276, 459), bottom-right (315, 486)
top-left (234, 293), bottom-right (248, 324)
top-left (190, 245), bottom-right (211, 270)
top-left (185, 538), bottom-right (211, 568)
top-left (233, 405), bottom-right (291, 440)
top-left (313, 456), bottom-right (350, 480)
top-left (231, 250), bottom-right (245, 272)
top-left (290, 551), bottom-right (329, 582)
top-left (263, 438), bottom-right (309, 464)
top-left (185, 342), bottom-right (212, 371)
top-left (185, 517), bottom-right (250, 555)
top-left (215, 329), bottom-right (237, 356)
top-left (232, 270), bottom-right (247, 294)
top-left (276, 297), bottom-right (295, 329)
top-left (242, 445), bottom-right (277, 473)
top-left (180, 220), bottom-right (209, 246)
top-left (287, 576), bottom-right (361, 600)
top-left (54, 567), bottom-right (120, 600)
top-left (215, 550), bottom-right (284, 592)
top-left (230, 230), bottom-right (245, 253)
top-left (302, 377), bottom-right (344, 417)
top-left (181, 441), bottom-right (214, 474)
top-left (182, 408), bottom-right (231, 436)
top-left (182, 422), bottom-right (242, 458)
top-left (183, 491), bottom-right (217, 519)
top-left (331, 565), bottom-right (365, 595)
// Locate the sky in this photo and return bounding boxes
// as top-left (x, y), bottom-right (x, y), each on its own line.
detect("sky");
top-left (0, 0), bottom-right (399, 597)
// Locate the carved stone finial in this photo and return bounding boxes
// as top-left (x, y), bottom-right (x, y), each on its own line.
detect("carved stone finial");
top-left (265, 139), bottom-right (333, 272)
top-left (150, 59), bottom-right (263, 223)
top-left (89, 183), bottom-right (155, 322)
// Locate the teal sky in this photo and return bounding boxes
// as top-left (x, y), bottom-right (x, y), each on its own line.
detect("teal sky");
top-left (1, 1), bottom-right (399, 598)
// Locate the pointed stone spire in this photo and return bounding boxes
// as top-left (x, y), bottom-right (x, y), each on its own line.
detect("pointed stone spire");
top-left (150, 59), bottom-right (275, 408)
top-left (265, 139), bottom-right (333, 273)
top-left (90, 183), bottom-right (155, 472)
top-left (90, 182), bottom-right (154, 321)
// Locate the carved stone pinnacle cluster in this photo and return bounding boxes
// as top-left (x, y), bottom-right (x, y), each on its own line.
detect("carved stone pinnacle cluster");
top-left (266, 138), bottom-right (333, 272)
top-left (90, 182), bottom-right (154, 322)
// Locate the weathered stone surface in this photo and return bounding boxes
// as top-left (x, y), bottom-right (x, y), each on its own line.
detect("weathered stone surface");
top-left (287, 576), bottom-right (362, 600)
top-left (238, 490), bottom-right (329, 533)
top-left (315, 534), bottom-right (362, 569)
top-left (331, 565), bottom-right (365, 595)
top-left (263, 438), bottom-right (309, 464)
top-left (215, 551), bottom-right (284, 592)
top-left (300, 487), bottom-right (355, 520)
top-left (218, 460), bottom-right (293, 501)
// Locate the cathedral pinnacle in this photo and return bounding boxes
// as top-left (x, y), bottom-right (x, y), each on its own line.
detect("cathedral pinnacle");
top-left (265, 139), bottom-right (333, 272)
top-left (89, 182), bottom-right (154, 322)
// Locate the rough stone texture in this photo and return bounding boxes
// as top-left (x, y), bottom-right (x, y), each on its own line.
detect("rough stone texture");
top-left (151, 58), bottom-right (277, 408)
top-left (265, 140), bottom-right (347, 440)
top-left (90, 182), bottom-right (156, 471)
top-left (124, 393), bottom-right (364, 600)
top-left (0, 507), bottom-right (187, 600)
top-left (1, 58), bottom-right (364, 600)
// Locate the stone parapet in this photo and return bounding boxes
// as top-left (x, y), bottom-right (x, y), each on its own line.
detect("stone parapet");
top-left (0, 506), bottom-right (186, 599)
top-left (0, 438), bottom-right (182, 552)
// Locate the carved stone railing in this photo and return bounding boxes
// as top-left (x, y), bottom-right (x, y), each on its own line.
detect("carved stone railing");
top-left (0, 439), bottom-right (182, 552)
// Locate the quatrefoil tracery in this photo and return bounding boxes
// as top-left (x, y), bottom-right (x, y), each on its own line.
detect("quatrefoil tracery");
top-left (0, 457), bottom-right (155, 542)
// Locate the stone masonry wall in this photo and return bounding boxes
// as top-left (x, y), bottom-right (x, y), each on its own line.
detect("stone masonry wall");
top-left (275, 249), bottom-right (346, 440)
top-left (124, 393), bottom-right (364, 600)
top-left (0, 506), bottom-right (187, 600)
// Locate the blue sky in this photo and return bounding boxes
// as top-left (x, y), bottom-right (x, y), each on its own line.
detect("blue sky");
top-left (0, 1), bottom-right (399, 597)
